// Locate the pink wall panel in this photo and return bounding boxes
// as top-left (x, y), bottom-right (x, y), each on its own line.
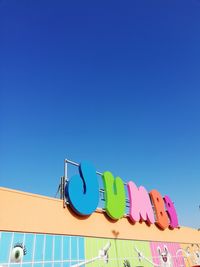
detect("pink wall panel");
top-left (150, 241), bottom-right (185, 267)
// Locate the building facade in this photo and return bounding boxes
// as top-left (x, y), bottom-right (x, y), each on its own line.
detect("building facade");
top-left (0, 186), bottom-right (200, 267)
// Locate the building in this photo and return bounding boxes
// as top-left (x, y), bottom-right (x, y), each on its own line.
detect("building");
top-left (0, 159), bottom-right (200, 267)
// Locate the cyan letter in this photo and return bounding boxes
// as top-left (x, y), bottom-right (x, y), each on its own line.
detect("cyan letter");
top-left (65, 161), bottom-right (99, 216)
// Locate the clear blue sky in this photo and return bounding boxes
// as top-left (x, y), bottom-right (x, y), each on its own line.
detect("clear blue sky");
top-left (0, 0), bottom-right (200, 229)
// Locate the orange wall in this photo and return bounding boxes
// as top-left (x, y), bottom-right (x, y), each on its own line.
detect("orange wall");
top-left (0, 187), bottom-right (200, 243)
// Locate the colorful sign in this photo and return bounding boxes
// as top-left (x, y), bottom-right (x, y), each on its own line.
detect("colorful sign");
top-left (1, 231), bottom-right (199, 267)
top-left (65, 161), bottom-right (179, 230)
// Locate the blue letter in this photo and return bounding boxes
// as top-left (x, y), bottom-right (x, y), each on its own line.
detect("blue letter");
top-left (65, 161), bottom-right (99, 215)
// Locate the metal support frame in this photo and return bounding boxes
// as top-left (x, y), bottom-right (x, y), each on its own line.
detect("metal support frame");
top-left (62, 158), bottom-right (130, 210)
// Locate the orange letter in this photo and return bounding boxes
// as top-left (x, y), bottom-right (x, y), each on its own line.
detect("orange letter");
top-left (149, 189), bottom-right (169, 230)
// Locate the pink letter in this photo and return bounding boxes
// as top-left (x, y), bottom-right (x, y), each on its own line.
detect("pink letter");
top-left (127, 181), bottom-right (155, 224)
top-left (164, 195), bottom-right (179, 229)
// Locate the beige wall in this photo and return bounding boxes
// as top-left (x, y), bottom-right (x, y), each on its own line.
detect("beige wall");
top-left (0, 187), bottom-right (200, 243)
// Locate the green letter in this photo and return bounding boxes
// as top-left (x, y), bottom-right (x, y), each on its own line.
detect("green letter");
top-left (102, 171), bottom-right (126, 220)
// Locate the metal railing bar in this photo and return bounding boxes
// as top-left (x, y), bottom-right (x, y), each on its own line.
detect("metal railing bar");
top-left (65, 159), bottom-right (128, 185)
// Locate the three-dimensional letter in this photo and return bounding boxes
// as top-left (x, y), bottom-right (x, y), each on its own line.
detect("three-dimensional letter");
top-left (65, 161), bottom-right (99, 215)
top-left (102, 171), bottom-right (126, 220)
top-left (127, 181), bottom-right (155, 224)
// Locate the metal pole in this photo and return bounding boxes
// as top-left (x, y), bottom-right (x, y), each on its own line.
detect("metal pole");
top-left (63, 158), bottom-right (129, 212)
top-left (63, 159), bottom-right (68, 208)
top-left (64, 159), bottom-right (68, 181)
top-left (64, 158), bottom-right (127, 185)
top-left (65, 159), bottom-right (102, 176)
